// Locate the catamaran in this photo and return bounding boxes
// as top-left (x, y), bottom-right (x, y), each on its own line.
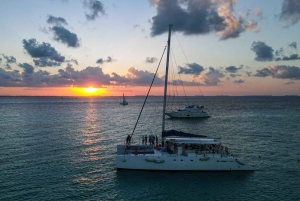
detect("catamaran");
top-left (116, 25), bottom-right (254, 171)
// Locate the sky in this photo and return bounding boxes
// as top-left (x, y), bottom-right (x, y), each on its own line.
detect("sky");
top-left (0, 0), bottom-right (300, 96)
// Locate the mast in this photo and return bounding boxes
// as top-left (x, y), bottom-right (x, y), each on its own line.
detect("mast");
top-left (162, 24), bottom-right (172, 134)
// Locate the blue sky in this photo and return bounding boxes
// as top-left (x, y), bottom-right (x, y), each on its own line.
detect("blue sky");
top-left (0, 0), bottom-right (299, 96)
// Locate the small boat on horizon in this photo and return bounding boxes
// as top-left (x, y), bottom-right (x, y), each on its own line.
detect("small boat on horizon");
top-left (120, 93), bottom-right (128, 105)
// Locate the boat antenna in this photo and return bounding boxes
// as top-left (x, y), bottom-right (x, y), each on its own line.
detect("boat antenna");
top-left (162, 24), bottom-right (172, 135)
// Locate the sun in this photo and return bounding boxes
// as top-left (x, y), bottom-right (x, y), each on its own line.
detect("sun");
top-left (83, 86), bottom-right (99, 93)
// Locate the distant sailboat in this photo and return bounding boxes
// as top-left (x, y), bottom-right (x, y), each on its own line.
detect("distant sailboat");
top-left (120, 93), bottom-right (128, 105)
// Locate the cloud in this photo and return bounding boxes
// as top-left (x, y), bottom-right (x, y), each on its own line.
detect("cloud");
top-left (225, 65), bottom-right (242, 73)
top-left (47, 15), bottom-right (68, 26)
top-left (126, 67), bottom-right (164, 86)
top-left (18, 63), bottom-right (35, 74)
top-left (96, 56), bottom-right (115, 64)
top-left (150, 0), bottom-right (259, 40)
top-left (276, 54), bottom-right (300, 61)
top-left (5, 63), bottom-right (12, 70)
top-left (178, 63), bottom-right (205, 75)
top-left (234, 79), bottom-right (244, 84)
top-left (199, 67), bottom-right (225, 85)
top-left (33, 58), bottom-right (62, 67)
top-left (251, 41), bottom-right (274, 61)
top-left (288, 41), bottom-right (297, 49)
top-left (0, 58), bottom-right (2, 63)
top-left (2, 54), bottom-right (17, 63)
top-left (279, 0), bottom-right (300, 27)
top-left (254, 65), bottom-right (300, 80)
top-left (84, 0), bottom-right (105, 21)
top-left (23, 38), bottom-right (65, 63)
top-left (284, 81), bottom-right (295, 85)
top-left (51, 26), bottom-right (80, 48)
top-left (145, 57), bottom-right (158, 63)
top-left (230, 73), bottom-right (241, 78)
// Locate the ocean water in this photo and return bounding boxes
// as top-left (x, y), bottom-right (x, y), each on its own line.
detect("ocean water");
top-left (0, 96), bottom-right (300, 200)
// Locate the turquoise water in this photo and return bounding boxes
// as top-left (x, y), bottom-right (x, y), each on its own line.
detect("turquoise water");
top-left (0, 96), bottom-right (300, 200)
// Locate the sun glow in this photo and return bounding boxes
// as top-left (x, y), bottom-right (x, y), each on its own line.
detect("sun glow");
top-left (83, 87), bottom-right (99, 93)
top-left (71, 86), bottom-right (106, 96)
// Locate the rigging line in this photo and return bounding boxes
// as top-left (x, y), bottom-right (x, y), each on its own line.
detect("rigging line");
top-left (129, 45), bottom-right (167, 141)
top-left (170, 47), bottom-right (189, 105)
top-left (174, 30), bottom-right (207, 107)
top-left (196, 82), bottom-right (213, 115)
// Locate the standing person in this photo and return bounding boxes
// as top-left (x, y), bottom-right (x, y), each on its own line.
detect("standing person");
top-left (149, 135), bottom-right (152, 145)
top-left (145, 135), bottom-right (148, 145)
top-left (126, 135), bottom-right (130, 145)
top-left (142, 135), bottom-right (145, 145)
top-left (155, 135), bottom-right (158, 146)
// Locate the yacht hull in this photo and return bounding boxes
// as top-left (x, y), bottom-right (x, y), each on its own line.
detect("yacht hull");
top-left (165, 112), bottom-right (210, 118)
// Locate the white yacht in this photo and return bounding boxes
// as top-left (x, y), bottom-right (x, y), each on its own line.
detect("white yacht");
top-left (116, 25), bottom-right (254, 171)
top-left (166, 105), bottom-right (210, 118)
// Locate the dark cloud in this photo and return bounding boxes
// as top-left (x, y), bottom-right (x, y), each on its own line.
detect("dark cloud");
top-left (0, 64), bottom-right (203, 87)
top-left (199, 67), bottom-right (225, 85)
top-left (84, 0), bottom-right (105, 21)
top-left (33, 58), bottom-right (61, 67)
top-left (71, 59), bottom-right (78, 65)
top-left (47, 15), bottom-right (68, 26)
top-left (51, 26), bottom-right (80, 48)
top-left (276, 54), bottom-right (300, 61)
top-left (5, 63), bottom-right (12, 70)
top-left (254, 65), bottom-right (300, 79)
top-left (245, 71), bottom-right (252, 77)
top-left (150, 0), bottom-right (259, 40)
top-left (279, 0), bottom-right (300, 26)
top-left (225, 65), bottom-right (242, 73)
top-left (145, 57), bottom-right (158, 63)
top-left (0, 58), bottom-right (2, 63)
top-left (96, 56), bottom-right (115, 64)
top-left (96, 58), bottom-right (104, 64)
top-left (23, 38), bottom-right (65, 63)
top-left (284, 81), bottom-right (295, 85)
top-left (251, 41), bottom-right (274, 61)
top-left (230, 73), bottom-right (241, 78)
top-left (178, 63), bottom-right (205, 75)
top-left (288, 41), bottom-right (297, 49)
top-left (18, 63), bottom-right (35, 74)
top-left (234, 79), bottom-right (244, 84)
top-left (2, 54), bottom-right (17, 63)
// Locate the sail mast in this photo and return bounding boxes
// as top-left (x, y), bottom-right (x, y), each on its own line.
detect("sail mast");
top-left (162, 24), bottom-right (172, 134)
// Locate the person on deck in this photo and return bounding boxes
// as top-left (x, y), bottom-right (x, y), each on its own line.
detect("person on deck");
top-left (145, 135), bottom-right (148, 145)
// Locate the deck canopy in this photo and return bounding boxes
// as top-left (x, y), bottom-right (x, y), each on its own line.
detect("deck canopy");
top-left (165, 137), bottom-right (220, 145)
top-left (162, 129), bottom-right (207, 138)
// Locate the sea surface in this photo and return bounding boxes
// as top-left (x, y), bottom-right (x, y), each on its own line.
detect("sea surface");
top-left (0, 96), bottom-right (300, 201)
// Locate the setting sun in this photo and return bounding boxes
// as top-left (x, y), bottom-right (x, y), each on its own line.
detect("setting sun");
top-left (71, 87), bottom-right (106, 96)
top-left (83, 87), bottom-right (98, 93)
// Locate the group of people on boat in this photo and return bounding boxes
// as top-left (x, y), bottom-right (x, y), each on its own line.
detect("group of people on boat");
top-left (141, 135), bottom-right (158, 146)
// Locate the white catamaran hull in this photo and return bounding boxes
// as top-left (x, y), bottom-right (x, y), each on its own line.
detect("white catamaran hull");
top-left (116, 154), bottom-right (253, 171)
top-left (116, 145), bottom-right (254, 171)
